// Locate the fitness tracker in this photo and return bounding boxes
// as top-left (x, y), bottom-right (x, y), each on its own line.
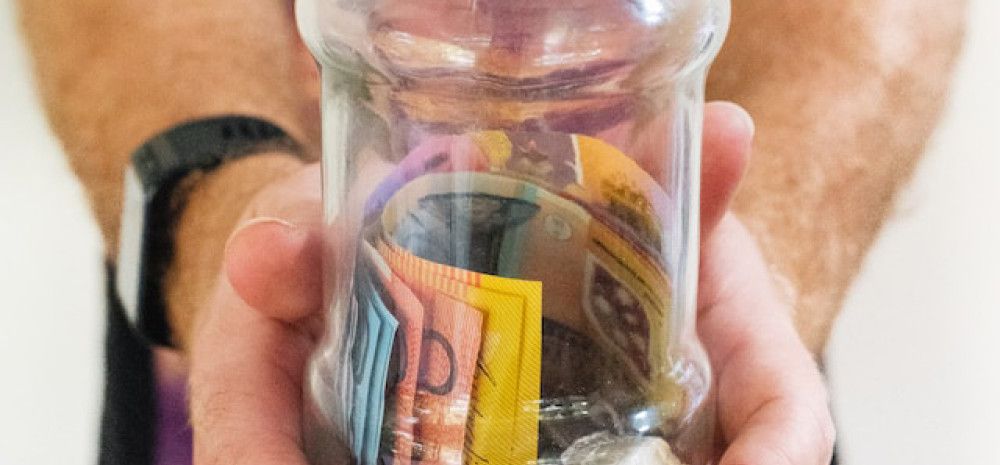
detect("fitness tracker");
top-left (116, 116), bottom-right (301, 346)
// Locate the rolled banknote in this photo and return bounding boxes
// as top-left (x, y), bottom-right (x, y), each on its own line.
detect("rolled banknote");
top-left (364, 133), bottom-right (490, 222)
top-left (360, 240), bottom-right (485, 465)
top-left (378, 240), bottom-right (543, 465)
top-left (412, 293), bottom-right (483, 465)
top-left (379, 173), bottom-right (672, 378)
top-left (377, 171), bottom-right (685, 424)
top-left (391, 191), bottom-right (540, 277)
top-left (365, 130), bottom-right (672, 258)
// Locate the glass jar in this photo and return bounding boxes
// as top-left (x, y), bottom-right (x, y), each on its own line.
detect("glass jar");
top-left (296, 1), bottom-right (730, 464)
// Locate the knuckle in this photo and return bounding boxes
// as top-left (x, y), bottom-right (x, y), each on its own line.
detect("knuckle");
top-left (813, 407), bottom-right (837, 460)
top-left (796, 394), bottom-right (837, 463)
top-left (809, 378), bottom-right (837, 454)
top-left (739, 440), bottom-right (800, 465)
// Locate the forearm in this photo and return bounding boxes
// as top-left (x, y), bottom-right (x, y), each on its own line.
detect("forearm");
top-left (165, 154), bottom-right (304, 348)
top-left (18, 0), bottom-right (320, 348)
top-left (708, 0), bottom-right (967, 354)
top-left (17, 0), bottom-right (319, 255)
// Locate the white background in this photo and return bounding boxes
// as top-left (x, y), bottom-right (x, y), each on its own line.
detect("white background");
top-left (1, 1), bottom-right (998, 464)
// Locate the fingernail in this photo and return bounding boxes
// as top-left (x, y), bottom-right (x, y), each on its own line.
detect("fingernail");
top-left (236, 216), bottom-right (297, 232)
top-left (224, 216), bottom-right (298, 257)
top-left (731, 103), bottom-right (756, 138)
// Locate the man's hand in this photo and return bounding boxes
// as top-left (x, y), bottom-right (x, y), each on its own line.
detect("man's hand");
top-left (699, 103), bottom-right (836, 464)
top-left (699, 216), bottom-right (836, 464)
top-left (185, 102), bottom-right (834, 464)
top-left (185, 163), bottom-right (324, 465)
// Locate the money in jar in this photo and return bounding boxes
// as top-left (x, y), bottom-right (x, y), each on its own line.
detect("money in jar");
top-left (297, 1), bottom-right (731, 464)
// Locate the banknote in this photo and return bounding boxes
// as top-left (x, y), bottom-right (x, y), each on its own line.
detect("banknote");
top-left (583, 219), bottom-right (670, 382)
top-left (378, 240), bottom-right (543, 465)
top-left (379, 172), bottom-right (590, 331)
top-left (349, 270), bottom-right (381, 459)
top-left (570, 134), bottom-right (669, 254)
top-left (364, 241), bottom-right (491, 465)
top-left (348, 264), bottom-right (400, 465)
top-left (471, 131), bottom-right (579, 192)
top-left (361, 241), bottom-right (424, 465)
top-left (377, 171), bottom-right (681, 413)
top-left (389, 191), bottom-right (541, 276)
top-left (478, 130), bottom-right (671, 255)
top-left (365, 130), bottom-right (671, 256)
top-left (359, 267), bottom-right (400, 465)
top-left (364, 133), bottom-right (490, 221)
top-left (411, 292), bottom-right (483, 465)
top-left (377, 171), bottom-right (547, 278)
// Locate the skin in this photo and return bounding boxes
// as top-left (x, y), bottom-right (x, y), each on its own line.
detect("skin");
top-left (15, 0), bottom-right (964, 463)
top-left (712, 0), bottom-right (968, 352)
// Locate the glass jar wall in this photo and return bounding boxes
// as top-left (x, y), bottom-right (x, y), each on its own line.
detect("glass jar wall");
top-left (296, 1), bottom-right (730, 464)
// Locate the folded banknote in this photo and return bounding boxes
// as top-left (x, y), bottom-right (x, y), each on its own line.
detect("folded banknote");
top-left (350, 265), bottom-right (399, 465)
top-left (364, 130), bottom-right (671, 257)
top-left (378, 240), bottom-right (542, 465)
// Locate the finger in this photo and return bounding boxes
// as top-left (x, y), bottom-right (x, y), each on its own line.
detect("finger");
top-left (717, 396), bottom-right (835, 465)
top-left (701, 101), bottom-right (754, 237)
top-left (698, 216), bottom-right (835, 465)
top-left (225, 218), bottom-right (323, 322)
top-left (714, 336), bottom-right (835, 465)
top-left (697, 215), bottom-right (778, 354)
top-left (225, 163), bottom-right (324, 322)
top-left (223, 154), bottom-right (402, 322)
top-left (244, 163), bottom-right (323, 226)
top-left (188, 279), bottom-right (314, 465)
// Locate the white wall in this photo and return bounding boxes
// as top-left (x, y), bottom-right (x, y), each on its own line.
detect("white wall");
top-left (0, 0), bottom-right (997, 464)
top-left (827, 0), bottom-right (1000, 463)
top-left (0, 1), bottom-right (104, 464)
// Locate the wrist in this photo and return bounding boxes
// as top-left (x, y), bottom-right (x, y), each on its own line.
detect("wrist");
top-left (163, 153), bottom-right (303, 351)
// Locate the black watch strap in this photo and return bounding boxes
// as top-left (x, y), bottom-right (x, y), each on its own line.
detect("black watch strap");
top-left (116, 116), bottom-right (301, 347)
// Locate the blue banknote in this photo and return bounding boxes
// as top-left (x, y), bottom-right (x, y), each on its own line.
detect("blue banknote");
top-left (351, 261), bottom-right (399, 465)
top-left (350, 268), bottom-right (381, 458)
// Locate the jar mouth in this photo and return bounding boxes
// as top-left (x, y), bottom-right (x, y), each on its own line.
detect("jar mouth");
top-left (302, 0), bottom-right (729, 84)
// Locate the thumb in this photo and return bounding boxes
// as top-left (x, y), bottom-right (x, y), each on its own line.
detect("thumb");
top-left (188, 277), bottom-right (314, 465)
top-left (225, 218), bottom-right (324, 322)
top-left (224, 162), bottom-right (325, 322)
top-left (701, 101), bottom-right (754, 237)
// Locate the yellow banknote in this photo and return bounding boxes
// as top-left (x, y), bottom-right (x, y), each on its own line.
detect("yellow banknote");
top-left (573, 134), bottom-right (671, 255)
top-left (583, 220), bottom-right (685, 416)
top-left (467, 130), bottom-right (672, 256)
